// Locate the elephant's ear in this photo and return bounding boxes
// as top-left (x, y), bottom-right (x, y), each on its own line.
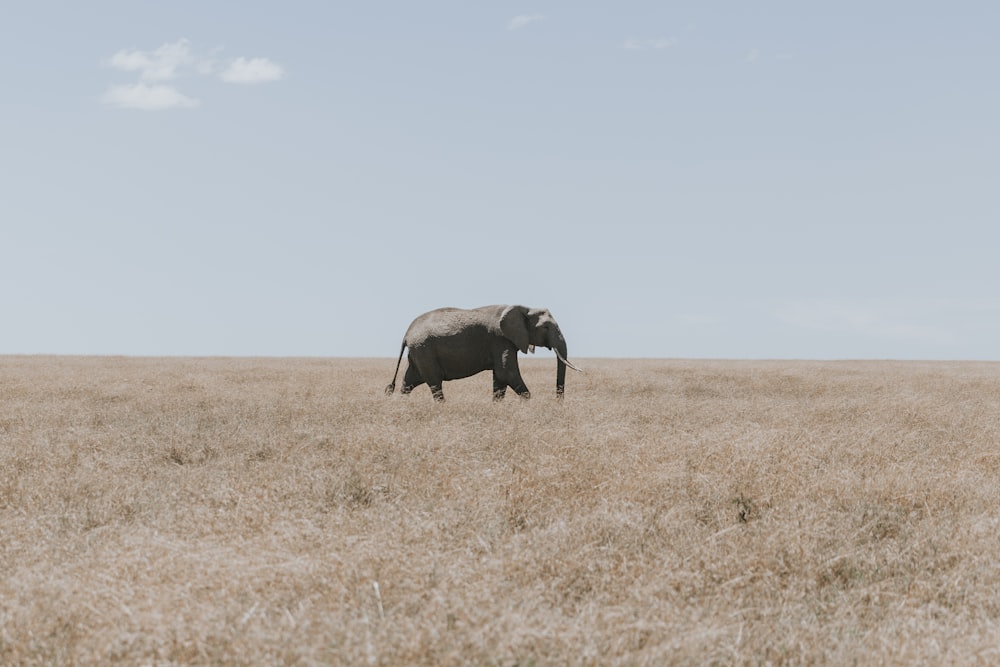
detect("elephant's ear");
top-left (499, 305), bottom-right (530, 354)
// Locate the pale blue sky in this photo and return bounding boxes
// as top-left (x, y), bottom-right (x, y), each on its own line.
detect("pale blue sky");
top-left (3, 2), bottom-right (999, 359)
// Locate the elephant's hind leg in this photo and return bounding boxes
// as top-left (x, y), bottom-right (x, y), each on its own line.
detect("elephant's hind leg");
top-left (413, 356), bottom-right (445, 402)
top-left (401, 361), bottom-right (424, 395)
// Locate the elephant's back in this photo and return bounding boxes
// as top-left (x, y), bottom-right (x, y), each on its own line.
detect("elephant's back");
top-left (404, 306), bottom-right (503, 346)
top-left (406, 308), bottom-right (477, 349)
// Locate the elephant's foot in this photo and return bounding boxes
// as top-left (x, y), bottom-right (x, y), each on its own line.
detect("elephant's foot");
top-left (430, 385), bottom-right (445, 402)
top-left (493, 389), bottom-right (506, 401)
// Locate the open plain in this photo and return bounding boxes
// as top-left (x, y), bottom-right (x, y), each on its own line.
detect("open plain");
top-left (2, 356), bottom-right (1000, 665)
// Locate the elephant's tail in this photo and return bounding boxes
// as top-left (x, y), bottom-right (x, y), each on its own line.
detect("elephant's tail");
top-left (385, 341), bottom-right (407, 396)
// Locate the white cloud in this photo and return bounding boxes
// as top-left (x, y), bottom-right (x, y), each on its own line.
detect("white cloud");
top-left (746, 48), bottom-right (761, 63)
top-left (107, 39), bottom-right (197, 82)
top-left (509, 14), bottom-right (543, 30)
top-left (101, 83), bottom-right (200, 110)
top-left (103, 39), bottom-right (284, 110)
top-left (220, 57), bottom-right (285, 84)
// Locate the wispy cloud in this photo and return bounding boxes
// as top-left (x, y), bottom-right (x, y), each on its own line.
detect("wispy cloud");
top-left (101, 83), bottom-right (200, 111)
top-left (220, 57), bottom-right (285, 84)
top-left (107, 39), bottom-right (198, 82)
top-left (102, 39), bottom-right (284, 110)
top-left (676, 313), bottom-right (720, 327)
top-left (745, 48), bottom-right (794, 64)
top-left (508, 14), bottom-right (544, 30)
top-left (621, 38), bottom-right (675, 51)
top-left (774, 299), bottom-right (960, 346)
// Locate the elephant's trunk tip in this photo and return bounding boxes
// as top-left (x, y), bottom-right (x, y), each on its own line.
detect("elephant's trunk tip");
top-left (385, 383), bottom-right (396, 396)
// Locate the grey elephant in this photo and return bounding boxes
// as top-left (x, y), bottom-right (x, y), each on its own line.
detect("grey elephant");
top-left (385, 305), bottom-right (581, 402)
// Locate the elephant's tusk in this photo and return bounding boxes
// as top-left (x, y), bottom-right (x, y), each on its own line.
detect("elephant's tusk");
top-left (528, 344), bottom-right (535, 354)
top-left (554, 349), bottom-right (583, 373)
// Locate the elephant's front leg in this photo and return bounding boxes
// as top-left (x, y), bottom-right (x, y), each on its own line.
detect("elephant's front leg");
top-left (497, 350), bottom-right (530, 400)
top-left (492, 371), bottom-right (507, 401)
top-left (512, 382), bottom-right (530, 399)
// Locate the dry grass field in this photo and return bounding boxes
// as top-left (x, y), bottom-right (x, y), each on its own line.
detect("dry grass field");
top-left (2, 356), bottom-right (1000, 665)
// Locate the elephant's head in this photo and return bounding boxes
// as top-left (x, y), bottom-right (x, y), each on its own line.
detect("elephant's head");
top-left (499, 305), bottom-right (580, 396)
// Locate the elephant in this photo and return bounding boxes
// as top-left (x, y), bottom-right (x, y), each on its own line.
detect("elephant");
top-left (385, 305), bottom-right (581, 402)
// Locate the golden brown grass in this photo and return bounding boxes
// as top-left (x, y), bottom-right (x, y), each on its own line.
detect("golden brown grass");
top-left (3, 356), bottom-right (1000, 665)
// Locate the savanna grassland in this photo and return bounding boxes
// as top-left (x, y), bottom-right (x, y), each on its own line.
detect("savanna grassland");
top-left (2, 356), bottom-right (1000, 665)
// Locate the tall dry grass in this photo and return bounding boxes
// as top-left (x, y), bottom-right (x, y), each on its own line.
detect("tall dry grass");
top-left (2, 356), bottom-right (1000, 665)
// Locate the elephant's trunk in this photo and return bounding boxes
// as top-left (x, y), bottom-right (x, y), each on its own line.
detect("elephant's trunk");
top-left (553, 331), bottom-right (568, 398)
